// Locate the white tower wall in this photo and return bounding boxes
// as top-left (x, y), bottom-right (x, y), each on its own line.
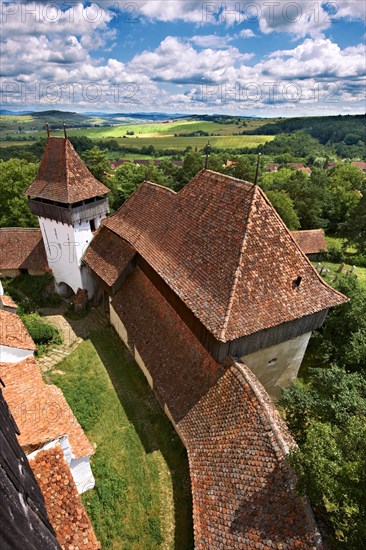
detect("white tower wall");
top-left (39, 216), bottom-right (97, 297)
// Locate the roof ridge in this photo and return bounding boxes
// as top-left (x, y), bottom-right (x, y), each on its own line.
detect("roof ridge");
top-left (219, 185), bottom-right (258, 341)
top-left (65, 139), bottom-right (71, 202)
top-left (0, 227), bottom-right (41, 232)
top-left (257, 186), bottom-right (348, 303)
top-left (292, 228), bottom-right (325, 234)
top-left (231, 360), bottom-right (294, 456)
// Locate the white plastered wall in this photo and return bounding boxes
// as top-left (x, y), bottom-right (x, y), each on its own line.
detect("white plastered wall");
top-left (0, 345), bottom-right (34, 363)
top-left (27, 436), bottom-right (95, 495)
top-left (240, 332), bottom-right (312, 401)
top-left (39, 217), bottom-right (94, 295)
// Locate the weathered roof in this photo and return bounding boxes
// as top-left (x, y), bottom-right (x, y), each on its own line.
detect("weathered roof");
top-left (83, 226), bottom-right (135, 288)
top-left (0, 389), bottom-right (61, 550)
top-left (0, 356), bottom-right (94, 458)
top-left (180, 361), bottom-right (322, 549)
top-left (103, 169), bottom-right (347, 342)
top-left (291, 229), bottom-right (328, 255)
top-left (0, 294), bottom-right (17, 310)
top-left (0, 227), bottom-right (48, 272)
top-left (29, 445), bottom-right (99, 550)
top-left (288, 163), bottom-right (312, 175)
top-left (111, 268), bottom-right (220, 422)
top-left (111, 268), bottom-right (322, 548)
top-left (0, 310), bottom-right (36, 351)
top-left (352, 161), bottom-right (366, 171)
top-left (25, 137), bottom-right (110, 204)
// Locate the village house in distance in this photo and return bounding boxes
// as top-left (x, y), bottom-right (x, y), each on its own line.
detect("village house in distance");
top-left (0, 134), bottom-right (349, 548)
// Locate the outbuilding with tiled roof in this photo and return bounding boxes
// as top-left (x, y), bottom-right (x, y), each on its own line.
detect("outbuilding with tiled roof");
top-left (0, 227), bottom-right (49, 277)
top-left (291, 229), bottom-right (328, 256)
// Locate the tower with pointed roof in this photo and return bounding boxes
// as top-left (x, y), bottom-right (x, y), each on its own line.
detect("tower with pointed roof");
top-left (25, 136), bottom-right (110, 297)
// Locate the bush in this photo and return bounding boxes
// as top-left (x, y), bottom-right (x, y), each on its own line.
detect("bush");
top-left (20, 313), bottom-right (62, 346)
top-left (7, 273), bottom-right (61, 310)
top-left (324, 245), bottom-right (346, 263)
top-left (351, 254), bottom-right (366, 268)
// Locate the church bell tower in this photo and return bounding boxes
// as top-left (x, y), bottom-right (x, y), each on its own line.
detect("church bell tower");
top-left (25, 130), bottom-right (110, 298)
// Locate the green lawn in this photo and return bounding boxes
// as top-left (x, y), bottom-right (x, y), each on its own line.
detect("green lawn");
top-left (48, 327), bottom-right (193, 550)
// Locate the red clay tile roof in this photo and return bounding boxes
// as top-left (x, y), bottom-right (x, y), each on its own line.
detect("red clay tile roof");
top-left (180, 361), bottom-right (322, 549)
top-left (103, 170), bottom-right (346, 342)
top-left (83, 227), bottom-right (135, 287)
top-left (29, 445), bottom-right (99, 550)
top-left (25, 137), bottom-right (110, 204)
top-left (288, 163), bottom-right (312, 175)
top-left (0, 294), bottom-right (17, 309)
top-left (0, 227), bottom-right (49, 272)
top-left (291, 229), bottom-right (328, 255)
top-left (111, 268), bottom-right (220, 422)
top-left (266, 163), bottom-right (280, 171)
top-left (352, 161), bottom-right (366, 171)
top-left (111, 268), bottom-right (322, 548)
top-left (0, 356), bottom-right (94, 458)
top-left (0, 310), bottom-right (36, 351)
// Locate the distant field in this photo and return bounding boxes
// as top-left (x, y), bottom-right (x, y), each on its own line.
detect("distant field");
top-left (0, 115), bottom-right (275, 152)
top-left (110, 134), bottom-right (274, 150)
top-left (0, 140), bottom-right (36, 147)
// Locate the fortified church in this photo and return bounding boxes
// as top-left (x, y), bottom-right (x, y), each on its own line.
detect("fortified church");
top-left (1, 135), bottom-right (348, 548)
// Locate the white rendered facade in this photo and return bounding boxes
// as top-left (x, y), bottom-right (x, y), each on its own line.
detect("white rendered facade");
top-left (38, 214), bottom-right (105, 298)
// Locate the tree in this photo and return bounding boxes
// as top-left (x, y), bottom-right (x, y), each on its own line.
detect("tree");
top-left (318, 277), bottom-right (366, 373)
top-left (83, 146), bottom-right (110, 183)
top-left (266, 190), bottom-right (300, 230)
top-left (342, 194), bottom-right (366, 255)
top-left (229, 156), bottom-right (256, 182)
top-left (280, 367), bottom-right (366, 547)
top-left (289, 417), bottom-right (366, 548)
top-left (0, 158), bottom-right (38, 227)
top-left (110, 161), bottom-right (170, 209)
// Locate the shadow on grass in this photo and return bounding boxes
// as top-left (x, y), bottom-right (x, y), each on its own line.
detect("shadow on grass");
top-left (89, 327), bottom-right (194, 550)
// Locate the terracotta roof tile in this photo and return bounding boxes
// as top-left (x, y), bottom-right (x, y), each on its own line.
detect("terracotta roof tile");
top-left (111, 269), bottom-right (322, 548)
top-left (0, 294), bottom-right (18, 309)
top-left (111, 268), bottom-right (220, 422)
top-left (103, 170), bottom-right (347, 342)
top-left (0, 227), bottom-right (49, 272)
top-left (29, 445), bottom-right (99, 549)
top-left (288, 163), bottom-right (312, 175)
top-left (83, 227), bottom-right (135, 287)
top-left (0, 357), bottom-right (94, 458)
top-left (291, 229), bottom-right (328, 255)
top-left (352, 161), bottom-right (366, 171)
top-left (180, 362), bottom-right (322, 549)
top-left (25, 137), bottom-right (110, 204)
top-left (0, 310), bottom-right (36, 351)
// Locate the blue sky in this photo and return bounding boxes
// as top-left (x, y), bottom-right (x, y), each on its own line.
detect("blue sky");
top-left (1, 1), bottom-right (365, 115)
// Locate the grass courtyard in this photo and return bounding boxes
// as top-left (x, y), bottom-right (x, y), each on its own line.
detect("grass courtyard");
top-left (48, 327), bottom-right (193, 550)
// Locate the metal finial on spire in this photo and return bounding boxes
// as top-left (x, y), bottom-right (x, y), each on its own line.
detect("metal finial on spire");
top-left (45, 123), bottom-right (50, 138)
top-left (254, 152), bottom-right (262, 185)
top-left (205, 140), bottom-right (211, 169)
top-left (63, 123), bottom-right (67, 139)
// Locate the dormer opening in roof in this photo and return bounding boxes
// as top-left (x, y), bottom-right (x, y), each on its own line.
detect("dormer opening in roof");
top-left (24, 137), bottom-right (110, 299)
